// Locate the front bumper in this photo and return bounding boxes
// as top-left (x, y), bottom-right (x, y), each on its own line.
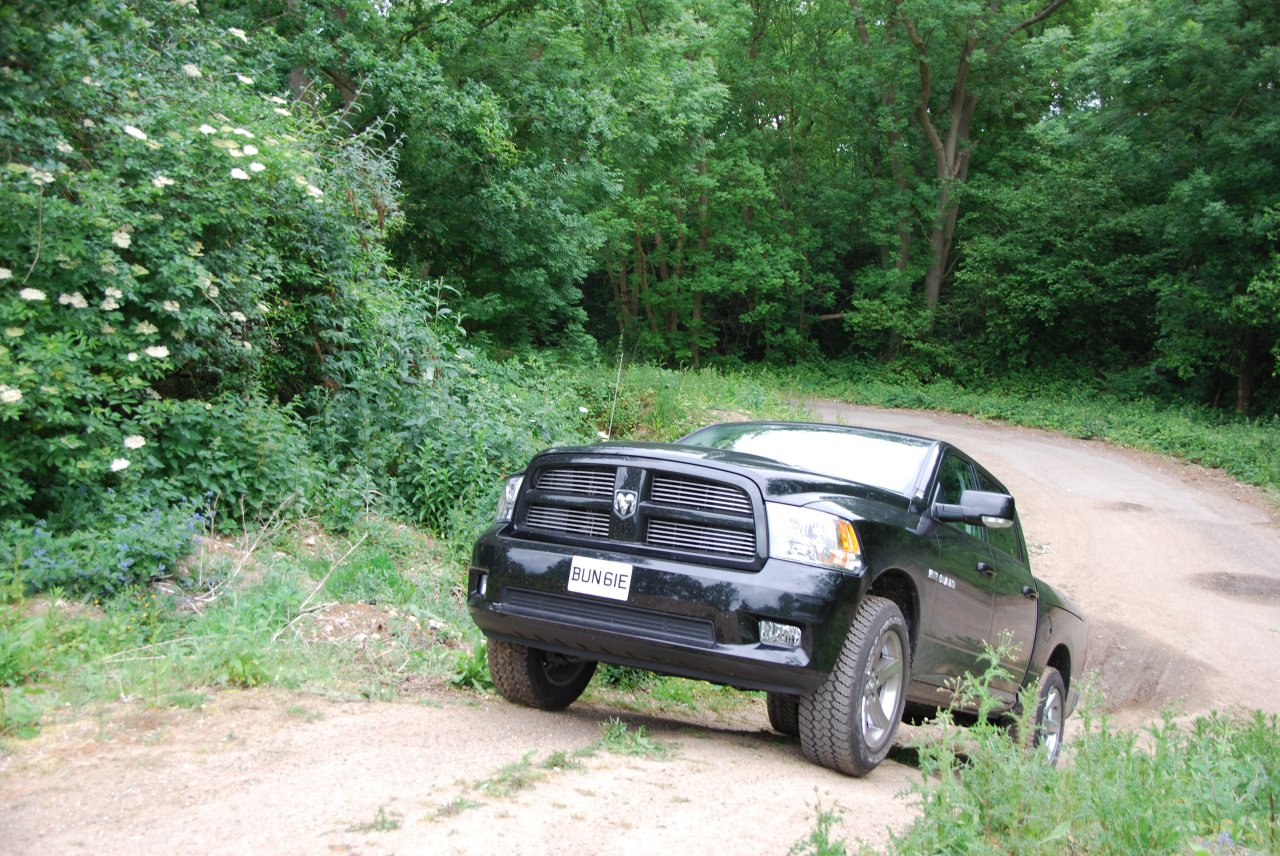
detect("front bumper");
top-left (468, 530), bottom-right (867, 695)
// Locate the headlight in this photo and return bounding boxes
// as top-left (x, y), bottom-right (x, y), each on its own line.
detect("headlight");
top-left (495, 475), bottom-right (524, 522)
top-left (766, 503), bottom-right (863, 572)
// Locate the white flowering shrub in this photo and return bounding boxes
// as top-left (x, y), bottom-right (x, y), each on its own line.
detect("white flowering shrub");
top-left (0, 0), bottom-right (395, 529)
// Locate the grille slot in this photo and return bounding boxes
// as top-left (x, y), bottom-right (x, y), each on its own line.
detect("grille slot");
top-left (525, 506), bottom-right (610, 538)
top-left (650, 475), bottom-right (752, 517)
top-left (502, 588), bottom-right (716, 648)
top-left (647, 519), bottom-right (756, 558)
top-left (536, 466), bottom-right (616, 497)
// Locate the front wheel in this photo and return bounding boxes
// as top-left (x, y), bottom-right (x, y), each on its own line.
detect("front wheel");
top-left (487, 639), bottom-right (597, 710)
top-left (1019, 666), bottom-right (1067, 765)
top-left (798, 595), bottom-right (910, 776)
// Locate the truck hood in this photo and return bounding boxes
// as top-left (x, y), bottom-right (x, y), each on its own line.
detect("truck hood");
top-left (531, 441), bottom-right (914, 518)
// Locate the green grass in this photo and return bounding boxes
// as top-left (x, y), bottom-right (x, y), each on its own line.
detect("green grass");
top-left (872, 706), bottom-right (1280, 855)
top-left (789, 648), bottom-right (1280, 856)
top-left (478, 751), bottom-right (547, 797)
top-left (598, 717), bottom-right (672, 758)
top-left (790, 796), bottom-right (850, 856)
top-left (346, 805), bottom-right (402, 833)
top-left (0, 516), bottom-right (459, 739)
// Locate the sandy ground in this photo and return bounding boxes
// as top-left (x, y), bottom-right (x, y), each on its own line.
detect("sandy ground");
top-left (3, 403), bottom-right (1279, 855)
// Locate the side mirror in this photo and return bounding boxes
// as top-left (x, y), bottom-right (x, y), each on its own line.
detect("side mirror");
top-left (933, 489), bottom-right (1016, 529)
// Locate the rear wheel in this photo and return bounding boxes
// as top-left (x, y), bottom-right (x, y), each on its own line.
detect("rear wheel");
top-left (487, 639), bottom-right (597, 710)
top-left (766, 692), bottom-right (800, 736)
top-left (1019, 666), bottom-right (1066, 765)
top-left (799, 595), bottom-right (910, 776)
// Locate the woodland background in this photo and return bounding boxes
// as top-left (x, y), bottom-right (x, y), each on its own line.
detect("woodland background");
top-left (2, 0), bottom-right (1278, 586)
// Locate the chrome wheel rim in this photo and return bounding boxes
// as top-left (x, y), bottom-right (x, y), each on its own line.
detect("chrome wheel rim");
top-left (860, 628), bottom-right (905, 750)
top-left (1041, 685), bottom-right (1064, 762)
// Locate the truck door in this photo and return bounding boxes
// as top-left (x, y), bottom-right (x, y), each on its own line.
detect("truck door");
top-left (978, 468), bottom-right (1040, 703)
top-left (914, 452), bottom-right (997, 696)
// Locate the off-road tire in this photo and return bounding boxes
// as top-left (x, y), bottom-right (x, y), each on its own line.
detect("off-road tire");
top-left (798, 595), bottom-right (910, 776)
top-left (487, 639), bottom-right (597, 710)
top-left (766, 692), bottom-right (800, 736)
top-left (1018, 666), bottom-right (1066, 765)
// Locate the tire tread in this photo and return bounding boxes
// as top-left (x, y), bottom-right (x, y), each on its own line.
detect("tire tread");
top-left (798, 595), bottom-right (909, 776)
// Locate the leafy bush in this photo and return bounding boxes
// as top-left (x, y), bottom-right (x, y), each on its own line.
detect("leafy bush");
top-left (449, 641), bottom-right (494, 693)
top-left (405, 352), bottom-right (595, 533)
top-left (0, 491), bottom-right (203, 596)
top-left (145, 396), bottom-right (324, 524)
top-left (0, 0), bottom-right (401, 526)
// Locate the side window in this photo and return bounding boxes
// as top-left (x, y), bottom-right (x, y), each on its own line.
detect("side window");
top-left (977, 470), bottom-right (1026, 562)
top-left (935, 452), bottom-right (982, 538)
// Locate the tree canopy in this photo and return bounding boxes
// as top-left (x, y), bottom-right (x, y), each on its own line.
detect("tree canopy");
top-left (2, 0), bottom-right (1277, 539)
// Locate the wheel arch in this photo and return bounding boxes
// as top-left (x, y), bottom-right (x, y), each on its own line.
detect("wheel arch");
top-left (868, 568), bottom-right (920, 659)
top-left (1046, 644), bottom-right (1072, 693)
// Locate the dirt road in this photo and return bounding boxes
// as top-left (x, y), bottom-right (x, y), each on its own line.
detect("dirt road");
top-left (3, 404), bottom-right (1279, 855)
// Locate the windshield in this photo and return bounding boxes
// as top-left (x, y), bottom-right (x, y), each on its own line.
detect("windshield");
top-left (680, 424), bottom-right (934, 495)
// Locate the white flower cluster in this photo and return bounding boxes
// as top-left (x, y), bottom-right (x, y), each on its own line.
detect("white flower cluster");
top-left (58, 291), bottom-right (89, 309)
top-left (0, 384), bottom-right (21, 405)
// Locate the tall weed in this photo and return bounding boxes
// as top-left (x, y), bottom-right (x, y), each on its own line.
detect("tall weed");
top-left (889, 645), bottom-right (1280, 855)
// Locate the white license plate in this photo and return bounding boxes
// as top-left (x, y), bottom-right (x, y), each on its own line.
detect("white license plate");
top-left (567, 555), bottom-right (633, 602)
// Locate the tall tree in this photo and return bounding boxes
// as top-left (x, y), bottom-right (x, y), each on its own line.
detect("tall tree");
top-left (1070, 0), bottom-right (1280, 410)
top-left (849, 0), bottom-right (1071, 320)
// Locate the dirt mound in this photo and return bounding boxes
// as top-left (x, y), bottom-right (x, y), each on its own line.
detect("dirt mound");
top-left (1085, 621), bottom-right (1209, 714)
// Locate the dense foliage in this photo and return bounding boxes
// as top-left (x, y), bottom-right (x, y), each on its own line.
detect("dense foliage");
top-left (177, 0), bottom-right (1280, 409)
top-left (2, 0), bottom-right (1278, 592)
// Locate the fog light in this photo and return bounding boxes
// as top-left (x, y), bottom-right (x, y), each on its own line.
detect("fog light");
top-left (759, 619), bottom-right (802, 648)
top-left (477, 572), bottom-right (488, 597)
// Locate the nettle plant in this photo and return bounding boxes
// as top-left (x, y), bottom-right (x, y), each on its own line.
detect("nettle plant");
top-left (0, 0), bottom-right (395, 522)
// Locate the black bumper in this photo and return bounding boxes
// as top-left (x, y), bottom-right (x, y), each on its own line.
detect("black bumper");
top-left (468, 529), bottom-right (868, 695)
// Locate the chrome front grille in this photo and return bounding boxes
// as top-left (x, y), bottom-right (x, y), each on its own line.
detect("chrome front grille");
top-left (518, 460), bottom-right (760, 567)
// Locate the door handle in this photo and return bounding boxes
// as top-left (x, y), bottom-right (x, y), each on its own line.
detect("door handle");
top-left (1021, 585), bottom-right (1038, 599)
top-left (976, 562), bottom-right (996, 577)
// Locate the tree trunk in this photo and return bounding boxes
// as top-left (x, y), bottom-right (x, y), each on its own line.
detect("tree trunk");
top-left (692, 160), bottom-right (709, 368)
top-left (896, 0), bottom-right (1066, 323)
top-left (1237, 326), bottom-right (1256, 413)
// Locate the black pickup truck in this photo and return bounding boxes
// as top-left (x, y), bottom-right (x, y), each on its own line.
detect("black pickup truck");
top-left (468, 422), bottom-right (1088, 775)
